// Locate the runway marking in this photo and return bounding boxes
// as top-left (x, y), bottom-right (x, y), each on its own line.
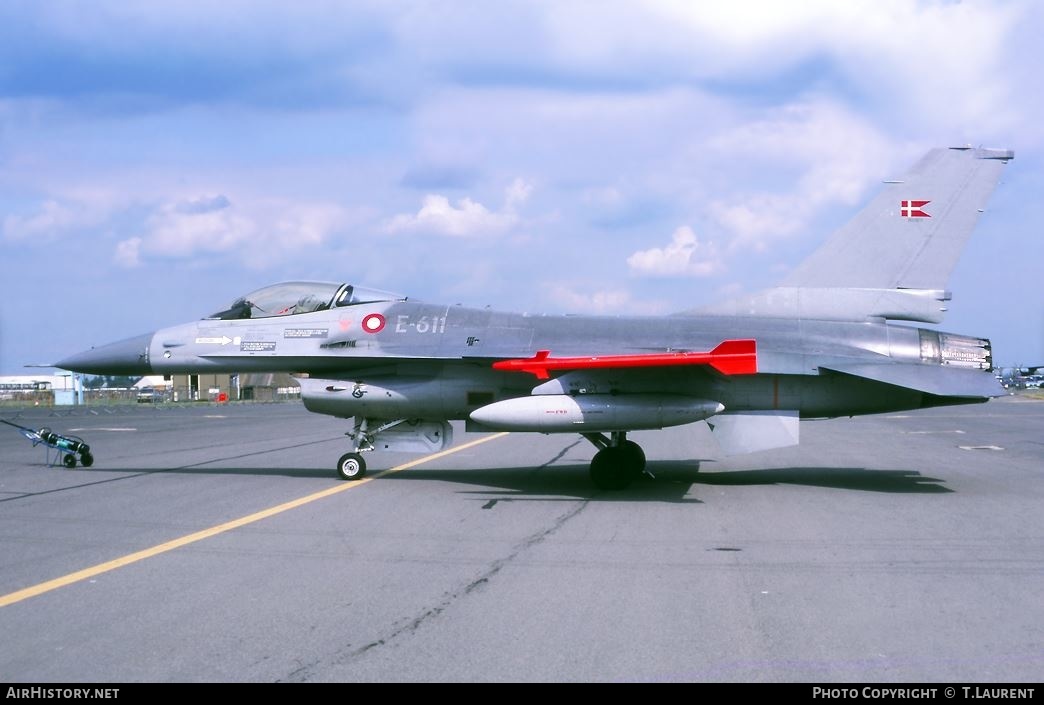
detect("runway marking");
top-left (903, 430), bottom-right (966, 435)
top-left (959, 445), bottom-right (1004, 451)
top-left (68, 427), bottom-right (137, 432)
top-left (0, 432), bottom-right (509, 609)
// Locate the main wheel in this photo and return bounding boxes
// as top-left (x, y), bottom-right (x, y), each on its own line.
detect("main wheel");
top-left (336, 452), bottom-right (367, 481)
top-left (619, 440), bottom-right (646, 470)
top-left (80, 451), bottom-right (94, 468)
top-left (589, 446), bottom-right (642, 490)
top-left (62, 454), bottom-right (77, 469)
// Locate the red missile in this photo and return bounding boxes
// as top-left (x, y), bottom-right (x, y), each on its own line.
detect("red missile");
top-left (492, 339), bottom-right (757, 379)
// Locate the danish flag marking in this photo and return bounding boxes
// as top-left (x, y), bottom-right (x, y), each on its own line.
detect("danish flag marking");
top-left (900, 200), bottom-right (931, 218)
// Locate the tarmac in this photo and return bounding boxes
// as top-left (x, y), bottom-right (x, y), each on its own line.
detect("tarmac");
top-left (1, 395), bottom-right (1042, 682)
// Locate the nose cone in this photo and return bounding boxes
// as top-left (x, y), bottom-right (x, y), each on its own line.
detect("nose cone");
top-left (56, 332), bottom-right (155, 375)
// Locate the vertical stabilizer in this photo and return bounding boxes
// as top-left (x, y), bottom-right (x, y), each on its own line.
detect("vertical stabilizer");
top-left (782, 147), bottom-right (1012, 290)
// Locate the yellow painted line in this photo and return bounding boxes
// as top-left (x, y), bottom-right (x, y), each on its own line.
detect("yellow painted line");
top-left (0, 432), bottom-right (509, 609)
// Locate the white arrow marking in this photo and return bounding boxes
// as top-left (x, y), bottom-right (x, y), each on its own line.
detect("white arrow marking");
top-left (195, 336), bottom-right (233, 345)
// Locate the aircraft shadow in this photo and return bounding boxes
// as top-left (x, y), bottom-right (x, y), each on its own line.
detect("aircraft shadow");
top-left (381, 464), bottom-right (703, 503)
top-left (378, 460), bottom-right (953, 500)
top-left (682, 464), bottom-right (953, 494)
top-left (60, 463), bottom-right (701, 503)
top-left (47, 461), bottom-right (951, 503)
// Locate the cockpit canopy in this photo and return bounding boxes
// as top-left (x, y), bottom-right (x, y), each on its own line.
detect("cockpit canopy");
top-left (207, 281), bottom-right (405, 320)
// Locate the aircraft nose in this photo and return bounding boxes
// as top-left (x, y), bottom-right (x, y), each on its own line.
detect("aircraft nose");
top-left (56, 332), bottom-right (155, 375)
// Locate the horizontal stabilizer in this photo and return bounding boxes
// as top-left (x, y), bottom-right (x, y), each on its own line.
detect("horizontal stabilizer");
top-left (492, 339), bottom-right (757, 379)
top-left (821, 364), bottom-right (1003, 399)
top-left (707, 411), bottom-right (800, 455)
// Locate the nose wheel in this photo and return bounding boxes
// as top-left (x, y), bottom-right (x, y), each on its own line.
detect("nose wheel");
top-left (336, 452), bottom-right (367, 481)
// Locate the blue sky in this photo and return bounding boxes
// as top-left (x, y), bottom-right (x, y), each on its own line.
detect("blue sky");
top-left (2, 0), bottom-right (1042, 374)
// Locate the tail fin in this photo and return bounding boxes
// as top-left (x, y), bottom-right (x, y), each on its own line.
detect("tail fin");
top-left (783, 147), bottom-right (1012, 290)
top-left (694, 147), bottom-right (1013, 323)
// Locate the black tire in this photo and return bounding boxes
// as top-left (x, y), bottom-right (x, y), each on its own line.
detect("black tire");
top-left (589, 447), bottom-right (637, 491)
top-left (336, 452), bottom-right (367, 481)
top-left (62, 454), bottom-right (77, 469)
top-left (619, 440), bottom-right (646, 470)
top-left (80, 451), bottom-right (94, 468)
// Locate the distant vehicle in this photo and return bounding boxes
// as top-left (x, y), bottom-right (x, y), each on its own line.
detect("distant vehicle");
top-left (136, 387), bottom-right (161, 403)
top-left (1024, 376), bottom-right (1044, 389)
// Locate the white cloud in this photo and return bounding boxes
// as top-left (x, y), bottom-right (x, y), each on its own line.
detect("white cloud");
top-left (505, 177), bottom-right (533, 210)
top-left (547, 285), bottom-right (634, 314)
top-left (708, 197), bottom-right (802, 250)
top-left (385, 195), bottom-right (509, 237)
top-left (704, 100), bottom-right (897, 249)
top-left (116, 195), bottom-right (352, 268)
top-left (545, 0), bottom-right (1023, 134)
top-left (113, 237), bottom-right (142, 268)
top-left (545, 283), bottom-right (669, 315)
top-left (2, 196), bottom-right (113, 241)
top-left (628, 226), bottom-right (723, 277)
top-left (385, 178), bottom-right (532, 237)
top-left (582, 186), bottom-right (624, 207)
top-left (143, 196), bottom-right (253, 258)
top-left (551, 286), bottom-right (630, 313)
top-left (174, 194), bottom-right (231, 214)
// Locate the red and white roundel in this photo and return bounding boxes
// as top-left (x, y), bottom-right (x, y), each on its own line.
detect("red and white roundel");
top-left (361, 313), bottom-right (386, 334)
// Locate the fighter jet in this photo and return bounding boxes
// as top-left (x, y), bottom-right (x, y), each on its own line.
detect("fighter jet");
top-left (57, 146), bottom-right (1013, 489)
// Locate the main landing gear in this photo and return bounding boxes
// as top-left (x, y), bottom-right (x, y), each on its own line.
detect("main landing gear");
top-left (582, 431), bottom-right (648, 490)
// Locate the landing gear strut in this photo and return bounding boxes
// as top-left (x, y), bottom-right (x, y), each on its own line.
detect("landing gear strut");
top-left (334, 417), bottom-right (408, 481)
top-left (583, 431), bottom-right (647, 490)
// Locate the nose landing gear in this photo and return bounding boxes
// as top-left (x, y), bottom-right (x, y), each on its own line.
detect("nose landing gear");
top-left (333, 417), bottom-right (409, 481)
top-left (336, 452), bottom-right (367, 480)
